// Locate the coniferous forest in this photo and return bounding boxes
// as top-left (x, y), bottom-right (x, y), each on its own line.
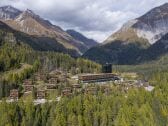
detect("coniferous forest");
top-left (0, 70), bottom-right (168, 126)
top-left (1, 34), bottom-right (168, 125)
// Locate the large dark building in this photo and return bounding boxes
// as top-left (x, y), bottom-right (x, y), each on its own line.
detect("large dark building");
top-left (78, 73), bottom-right (120, 83)
top-left (102, 64), bottom-right (112, 73)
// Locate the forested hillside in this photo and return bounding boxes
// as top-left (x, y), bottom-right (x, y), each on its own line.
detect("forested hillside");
top-left (0, 21), bottom-right (101, 100)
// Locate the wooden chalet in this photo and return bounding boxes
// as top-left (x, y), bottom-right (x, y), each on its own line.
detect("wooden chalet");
top-left (10, 89), bottom-right (19, 100)
top-left (23, 85), bottom-right (34, 92)
top-left (48, 78), bottom-right (58, 84)
top-left (37, 90), bottom-right (46, 99)
top-left (62, 87), bottom-right (72, 96)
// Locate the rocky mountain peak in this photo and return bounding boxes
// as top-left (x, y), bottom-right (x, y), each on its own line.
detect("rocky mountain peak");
top-left (24, 9), bottom-right (37, 17)
top-left (104, 3), bottom-right (168, 45)
top-left (16, 9), bottom-right (39, 20)
top-left (137, 2), bottom-right (168, 23)
top-left (160, 2), bottom-right (168, 8)
top-left (0, 5), bottom-right (19, 12)
top-left (0, 5), bottom-right (21, 20)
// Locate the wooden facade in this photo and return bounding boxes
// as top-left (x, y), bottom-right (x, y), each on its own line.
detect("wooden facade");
top-left (23, 85), bottom-right (34, 92)
top-left (37, 90), bottom-right (46, 99)
top-left (10, 89), bottom-right (19, 99)
top-left (62, 87), bottom-right (72, 96)
top-left (48, 78), bottom-right (58, 84)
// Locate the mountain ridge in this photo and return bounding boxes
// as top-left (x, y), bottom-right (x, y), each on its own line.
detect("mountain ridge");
top-left (105, 3), bottom-right (168, 45)
top-left (66, 29), bottom-right (98, 49)
top-left (0, 5), bottom-right (21, 20)
top-left (0, 20), bottom-right (80, 57)
top-left (0, 6), bottom-right (95, 56)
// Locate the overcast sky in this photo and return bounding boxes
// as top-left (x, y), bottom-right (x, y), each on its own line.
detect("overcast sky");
top-left (0, 0), bottom-right (168, 42)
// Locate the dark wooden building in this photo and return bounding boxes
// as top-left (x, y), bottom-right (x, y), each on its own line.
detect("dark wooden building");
top-left (102, 63), bottom-right (112, 73)
top-left (62, 87), bottom-right (72, 96)
top-left (79, 73), bottom-right (120, 83)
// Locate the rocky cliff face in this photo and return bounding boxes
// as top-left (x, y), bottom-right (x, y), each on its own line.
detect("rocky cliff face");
top-left (0, 5), bottom-right (21, 20)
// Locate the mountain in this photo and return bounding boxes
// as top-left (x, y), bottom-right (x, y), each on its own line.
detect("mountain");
top-left (83, 3), bottom-right (168, 64)
top-left (0, 20), bottom-right (80, 57)
top-left (0, 5), bottom-right (21, 20)
top-left (66, 29), bottom-right (98, 49)
top-left (0, 6), bottom-right (89, 56)
top-left (105, 3), bottom-right (168, 45)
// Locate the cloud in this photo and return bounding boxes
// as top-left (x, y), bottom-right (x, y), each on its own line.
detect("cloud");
top-left (0, 0), bottom-right (168, 42)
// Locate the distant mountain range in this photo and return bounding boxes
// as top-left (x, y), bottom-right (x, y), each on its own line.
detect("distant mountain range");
top-left (83, 3), bottom-right (168, 64)
top-left (66, 29), bottom-right (98, 49)
top-left (1, 4), bottom-right (168, 65)
top-left (0, 5), bottom-right (98, 56)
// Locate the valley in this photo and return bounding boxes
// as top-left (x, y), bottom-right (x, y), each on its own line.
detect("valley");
top-left (0, 2), bottom-right (168, 126)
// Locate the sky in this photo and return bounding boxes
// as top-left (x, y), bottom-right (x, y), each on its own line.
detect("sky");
top-left (0, 0), bottom-right (168, 42)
